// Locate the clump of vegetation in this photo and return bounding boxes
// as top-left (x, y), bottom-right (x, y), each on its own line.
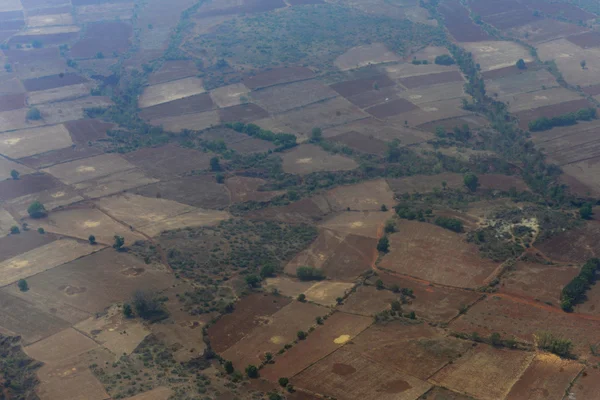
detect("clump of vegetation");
top-left (435, 54), bottom-right (455, 65)
top-left (245, 365), bottom-right (259, 378)
top-left (296, 266), bottom-right (325, 281)
top-left (10, 225), bottom-right (20, 234)
top-left (528, 108), bottom-right (596, 132)
top-left (113, 235), bottom-right (125, 251)
top-left (228, 122), bottom-right (297, 150)
top-left (0, 335), bottom-right (42, 399)
top-left (18, 279), bottom-right (29, 292)
top-left (27, 201), bottom-right (47, 218)
top-left (463, 173), bottom-right (479, 192)
top-left (561, 258), bottom-right (600, 311)
top-left (377, 236), bottom-right (390, 253)
top-left (131, 290), bottom-right (169, 322)
top-left (89, 235), bottom-right (97, 245)
top-left (516, 58), bottom-right (527, 70)
top-left (26, 107), bottom-right (42, 121)
top-left (434, 216), bottom-right (464, 233)
top-left (536, 331), bottom-right (573, 358)
top-left (579, 203), bottom-right (593, 220)
top-left (10, 169), bottom-right (19, 180)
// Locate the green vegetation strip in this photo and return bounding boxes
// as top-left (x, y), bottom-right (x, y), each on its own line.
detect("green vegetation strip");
top-left (561, 258), bottom-right (600, 311)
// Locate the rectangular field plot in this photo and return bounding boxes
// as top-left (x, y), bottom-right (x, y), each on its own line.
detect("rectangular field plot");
top-left (36, 96), bottom-right (113, 125)
top-left (148, 60), bottom-right (198, 85)
top-left (136, 175), bottom-right (231, 209)
top-left (502, 87), bottom-right (581, 113)
top-left (42, 153), bottom-right (137, 184)
top-left (138, 77), bottom-right (205, 108)
top-left (330, 74), bottom-right (395, 98)
top-left (281, 144), bottom-right (358, 175)
top-left (209, 83), bottom-right (250, 108)
top-left (530, 119), bottom-right (600, 166)
top-left (378, 220), bottom-right (499, 288)
top-left (438, 0), bottom-right (491, 42)
top-left (22, 73), bottom-right (88, 92)
top-left (0, 208), bottom-right (18, 237)
top-left (0, 172), bottom-right (62, 202)
top-left (122, 144), bottom-right (212, 178)
top-left (366, 98), bottom-right (418, 118)
top-left (18, 146), bottom-right (103, 169)
top-left (27, 83), bottom-right (92, 105)
top-left (324, 179), bottom-right (395, 211)
top-left (243, 66), bottom-right (316, 89)
top-left (218, 103), bottom-right (269, 123)
top-left (294, 347), bottom-right (431, 400)
top-left (537, 39), bottom-right (600, 87)
top-left (0, 239), bottom-right (101, 287)
top-left (399, 71), bottom-right (464, 89)
top-left (0, 155), bottom-right (33, 179)
top-left (250, 80), bottom-right (338, 114)
top-left (64, 119), bottom-right (114, 145)
top-left (0, 93), bottom-right (25, 112)
top-left (70, 20), bottom-right (132, 59)
top-left (485, 69), bottom-right (559, 97)
top-left (334, 43), bottom-right (401, 71)
top-left (462, 41), bottom-right (533, 72)
top-left (0, 124), bottom-right (73, 159)
top-left (324, 118), bottom-right (432, 145)
top-left (319, 211), bottom-right (391, 239)
top-left (7, 186), bottom-right (83, 218)
top-left (390, 98), bottom-right (471, 126)
top-left (138, 93), bottom-right (215, 121)
top-left (507, 19), bottom-right (587, 45)
top-left (515, 99), bottom-right (592, 130)
top-left (151, 110), bottom-right (220, 132)
top-left (399, 81), bottom-right (466, 105)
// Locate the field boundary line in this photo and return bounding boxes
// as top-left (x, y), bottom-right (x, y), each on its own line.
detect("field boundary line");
top-left (561, 365), bottom-right (587, 400)
top-left (445, 293), bottom-right (486, 325)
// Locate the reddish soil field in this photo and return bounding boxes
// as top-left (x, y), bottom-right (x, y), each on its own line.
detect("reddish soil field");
top-left (536, 221), bottom-right (600, 264)
top-left (207, 293), bottom-right (292, 353)
top-left (330, 131), bottom-right (388, 155)
top-left (477, 174), bottom-right (529, 192)
top-left (225, 176), bottom-right (281, 203)
top-left (439, 0), bottom-right (492, 42)
top-left (399, 71), bottom-right (464, 89)
top-left (0, 93), bottom-right (25, 112)
top-left (0, 230), bottom-right (56, 263)
top-left (567, 31), bottom-right (600, 48)
top-left (346, 86), bottom-right (400, 109)
top-left (0, 173), bottom-right (61, 201)
top-left (520, 0), bottom-right (594, 21)
top-left (582, 84), bottom-right (600, 96)
top-left (418, 115), bottom-right (489, 133)
top-left (196, 0), bottom-right (286, 18)
top-left (122, 143), bottom-right (213, 178)
top-left (139, 93), bottom-right (215, 121)
top-left (366, 98), bottom-right (418, 118)
top-left (419, 387), bottom-right (474, 400)
top-left (201, 127), bottom-right (275, 154)
top-left (64, 119), bottom-right (114, 144)
top-left (70, 21), bottom-right (132, 59)
top-left (218, 103), bottom-right (269, 123)
top-left (516, 99), bottom-right (592, 130)
top-left (134, 175), bottom-right (231, 209)
top-left (481, 9), bottom-right (538, 30)
top-left (148, 60), bottom-right (197, 85)
top-left (320, 234), bottom-right (378, 281)
top-left (338, 285), bottom-right (398, 316)
top-left (468, 0), bottom-right (523, 17)
top-left (247, 195), bottom-right (332, 224)
top-left (330, 75), bottom-right (396, 98)
top-left (22, 73), bottom-right (88, 92)
top-left (243, 66), bottom-right (315, 89)
top-left (3, 47), bottom-right (59, 63)
top-left (387, 173), bottom-right (464, 194)
top-left (567, 368), bottom-right (600, 400)
top-left (8, 32), bottom-right (79, 46)
top-left (261, 311), bottom-right (372, 381)
top-left (18, 146), bottom-right (103, 169)
top-left (481, 63), bottom-right (535, 79)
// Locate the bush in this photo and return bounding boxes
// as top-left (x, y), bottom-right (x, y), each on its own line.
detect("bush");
top-left (297, 331), bottom-right (307, 340)
top-left (245, 274), bottom-right (261, 288)
top-left (434, 217), bottom-right (464, 233)
top-left (384, 220), bottom-right (396, 233)
top-left (296, 266), bottom-right (325, 281)
top-left (278, 377), bottom-right (289, 387)
top-left (132, 290), bottom-right (169, 322)
top-left (580, 203), bottom-right (593, 220)
top-left (88, 235), bottom-right (97, 245)
top-left (224, 361), bottom-right (234, 374)
top-left (37, 227), bottom-right (45, 234)
top-left (210, 157), bottom-right (221, 171)
top-left (516, 59), bottom-right (527, 69)
top-left (10, 169), bottom-right (19, 180)
top-left (536, 331), bottom-right (573, 358)
top-left (26, 107), bottom-right (42, 120)
top-left (377, 236), bottom-right (390, 253)
top-left (215, 173), bottom-right (225, 184)
top-left (113, 235), bottom-right (125, 250)
top-left (245, 365), bottom-right (259, 378)
top-left (529, 108), bottom-right (596, 132)
top-left (10, 226), bottom-right (20, 234)
top-left (297, 293), bottom-right (306, 302)
top-left (27, 201), bottom-right (47, 218)
top-left (561, 258), bottom-right (600, 311)
top-left (18, 279), bottom-right (28, 292)
top-left (123, 303), bottom-right (133, 318)
top-left (260, 264), bottom-right (276, 278)
top-left (434, 54), bottom-right (455, 65)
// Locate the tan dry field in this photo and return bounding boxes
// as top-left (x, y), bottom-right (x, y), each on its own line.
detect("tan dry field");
top-left (0, 239), bottom-right (102, 287)
top-left (27, 13), bottom-right (74, 27)
top-left (36, 96), bottom-right (113, 126)
top-left (390, 98), bottom-right (472, 127)
top-left (27, 83), bottom-right (92, 105)
top-left (42, 153), bottom-right (137, 184)
top-left (210, 83), bottom-right (250, 108)
top-left (338, 285), bottom-right (398, 316)
top-left (486, 69), bottom-right (559, 99)
top-left (505, 352), bottom-right (583, 400)
top-left (250, 80), bottom-right (338, 114)
top-left (150, 320), bottom-right (207, 363)
top-left (324, 179), bottom-right (395, 211)
top-left (334, 43), bottom-right (401, 71)
top-left (573, 280), bottom-right (600, 315)
top-left (264, 276), bottom-right (315, 299)
top-left (567, 367), bottom-right (600, 400)
top-left (294, 347), bottom-right (432, 400)
top-left (531, 119), bottom-right (600, 166)
top-left (123, 387), bottom-right (173, 400)
top-left (7, 185), bottom-right (84, 218)
top-left (138, 77), bottom-right (205, 108)
top-left (319, 210), bottom-right (391, 239)
top-left (260, 311), bottom-right (373, 381)
top-left (386, 172), bottom-right (462, 194)
top-left (76, 168), bottom-right (159, 199)
top-left (419, 387), bottom-right (474, 400)
top-left (535, 220), bottom-right (600, 264)
top-left (221, 301), bottom-right (327, 368)
top-left (303, 281), bottom-right (356, 306)
top-left (135, 175), bottom-right (231, 209)
top-left (147, 60), bottom-right (197, 85)
top-left (31, 207), bottom-right (146, 245)
top-left (418, 114), bottom-right (489, 133)
top-left (379, 220), bottom-right (499, 288)
top-left (281, 144), bottom-right (358, 175)
top-left (501, 87), bottom-right (582, 113)
top-left (462, 41), bottom-right (534, 72)
top-left (561, 160), bottom-right (600, 197)
top-left (225, 176), bottom-right (282, 203)
top-left (506, 19), bottom-right (588, 45)
top-left (409, 46), bottom-right (451, 63)
top-left (430, 345), bottom-right (534, 400)
top-left (0, 124), bottom-right (73, 159)
top-left (324, 117), bottom-right (432, 145)
top-left (385, 62), bottom-right (460, 80)
top-left (122, 143), bottom-right (213, 179)
top-left (25, 327), bottom-right (99, 364)
top-left (0, 208), bottom-right (18, 237)
top-left (537, 39), bottom-right (600, 87)
top-left (399, 81), bottom-right (466, 105)
top-left (0, 108), bottom-right (45, 133)
top-left (151, 109), bottom-right (220, 132)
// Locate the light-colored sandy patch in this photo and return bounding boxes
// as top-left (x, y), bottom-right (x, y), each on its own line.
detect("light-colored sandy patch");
top-left (140, 209), bottom-right (230, 237)
top-left (335, 43), bottom-right (401, 71)
top-left (151, 110), bottom-right (220, 132)
top-left (0, 124), bottom-right (72, 159)
top-left (25, 327), bottom-right (98, 364)
top-left (537, 38), bottom-right (600, 87)
top-left (0, 208), bottom-right (18, 237)
top-left (0, 239), bottom-right (102, 287)
top-left (390, 98), bottom-right (471, 126)
top-left (16, 25), bottom-right (80, 36)
top-left (139, 77), bottom-right (205, 108)
top-left (75, 2), bottom-right (135, 23)
top-left (210, 83), bottom-right (250, 108)
top-left (333, 334), bottom-right (351, 344)
top-left (399, 81), bottom-right (465, 104)
top-left (27, 14), bottom-right (74, 27)
top-left (0, 155), bottom-right (34, 179)
top-left (123, 387), bottom-right (174, 400)
top-left (42, 153), bottom-right (137, 184)
top-left (281, 144), bottom-right (358, 175)
top-left (319, 211), bottom-right (393, 239)
top-left (462, 41), bottom-right (533, 72)
top-left (303, 281), bottom-right (355, 306)
top-left (27, 83), bottom-right (92, 105)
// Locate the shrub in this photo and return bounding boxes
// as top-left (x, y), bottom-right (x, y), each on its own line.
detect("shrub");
top-left (215, 173), bottom-right (225, 183)
top-left (384, 220), bottom-right (396, 233)
top-left (296, 266), bottom-right (325, 281)
top-left (260, 264), bottom-right (276, 278)
top-left (516, 59), bottom-right (527, 69)
top-left (580, 204), bottom-right (593, 220)
top-left (10, 226), bottom-right (20, 234)
top-left (297, 331), bottom-right (307, 340)
top-left (297, 293), bottom-right (306, 302)
top-left (37, 227), bottom-right (45, 234)
top-left (489, 332), bottom-right (502, 346)
top-left (113, 235), bottom-right (125, 250)
top-left (434, 217), bottom-right (464, 233)
top-left (245, 365), bottom-right (259, 378)
top-left (561, 258), bottom-right (600, 311)
top-left (18, 279), bottom-right (28, 292)
top-left (88, 235), bottom-right (97, 245)
top-left (434, 54), bottom-right (455, 65)
top-left (463, 173), bottom-right (479, 192)
top-left (380, 204), bottom-right (388, 212)
top-left (536, 331), bottom-right (573, 358)
top-left (210, 157), bottom-right (221, 171)
top-left (375, 279), bottom-right (384, 290)
top-left (26, 107), bottom-right (42, 120)
top-left (10, 169), bottom-right (19, 180)
top-left (123, 303), bottom-right (133, 318)
top-left (224, 361), bottom-right (234, 374)
top-left (377, 236), bottom-right (390, 253)
top-left (278, 377), bottom-right (289, 387)
top-left (245, 274), bottom-right (261, 288)
top-left (132, 290), bottom-right (169, 322)
top-left (27, 201), bottom-right (47, 218)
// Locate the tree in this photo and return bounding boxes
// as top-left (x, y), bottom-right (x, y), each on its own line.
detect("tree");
top-left (489, 332), bottom-right (502, 346)
top-left (377, 236), bottom-right (390, 253)
top-left (384, 220), bottom-right (395, 233)
top-left (463, 173), bottom-right (479, 192)
top-left (296, 266), bottom-right (325, 281)
top-left (26, 107), bottom-right (42, 120)
top-left (516, 59), bottom-right (527, 70)
top-left (391, 300), bottom-right (402, 312)
top-left (37, 227), bottom-right (45, 234)
top-left (210, 157), bottom-right (221, 172)
top-left (245, 274), bottom-right (261, 288)
top-left (132, 290), bottom-right (168, 321)
top-left (123, 303), bottom-right (133, 318)
top-left (96, 51), bottom-right (104, 59)
top-left (297, 330), bottom-right (307, 340)
top-left (260, 263), bottom-right (276, 278)
top-left (310, 127), bottom-right (322, 142)
top-left (215, 173), bottom-right (224, 184)
top-left (18, 279), bottom-right (28, 292)
top-left (434, 54), bottom-right (455, 66)
top-left (27, 201), bottom-right (47, 218)
top-left (88, 235), bottom-right (97, 245)
top-left (375, 279), bottom-right (384, 290)
top-left (10, 169), bottom-right (19, 180)
top-left (245, 365), bottom-right (259, 378)
top-left (224, 361), bottom-right (234, 374)
top-left (278, 377), bottom-right (289, 387)
top-left (31, 40), bottom-right (43, 48)
top-left (408, 311), bottom-right (416, 319)
top-left (265, 352), bottom-right (273, 362)
top-left (580, 204), bottom-right (593, 220)
top-left (581, 60), bottom-right (587, 69)
top-left (380, 204), bottom-right (388, 212)
top-left (315, 316), bottom-right (323, 324)
top-left (10, 225), bottom-right (20, 234)
top-left (297, 293), bottom-right (306, 302)
top-left (113, 235), bottom-right (125, 250)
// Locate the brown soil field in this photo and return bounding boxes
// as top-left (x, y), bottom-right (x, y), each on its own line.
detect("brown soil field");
top-left (329, 131), bottom-right (389, 155)
top-left (0, 155), bottom-right (34, 179)
top-left (537, 39), bottom-right (600, 87)
top-left (531, 119), bottom-right (600, 166)
top-left (505, 352), bottom-right (583, 400)
top-left (64, 119), bottom-right (114, 145)
top-left (264, 276), bottom-right (315, 299)
top-left (225, 176), bottom-right (281, 203)
top-left (582, 83), bottom-right (600, 96)
top-left (201, 127), bottom-right (276, 154)
top-left (148, 60), bottom-right (197, 85)
top-left (0, 230), bottom-right (56, 263)
top-left (352, 321), bottom-right (473, 380)
top-left (0, 93), bottom-right (25, 112)
top-left (319, 210), bottom-right (391, 239)
top-left (379, 220), bottom-right (499, 288)
top-left (516, 99), bottom-right (592, 130)
top-left (36, 96), bottom-right (113, 126)
top-left (218, 103), bottom-right (269, 123)
top-left (566, 367), bottom-right (600, 400)
top-left (481, 63), bottom-right (537, 80)
top-left (391, 98), bottom-right (471, 126)
top-left (250, 80), bottom-right (338, 114)
top-left (138, 93), bottom-right (215, 121)
top-left (70, 20), bottom-right (132, 59)
top-left (303, 281), bottom-right (356, 306)
top-left (345, 86), bottom-right (401, 109)
top-left (22, 73), bottom-right (87, 92)
top-left (400, 82), bottom-right (466, 105)
top-left (339, 285), bottom-right (398, 316)
top-left (418, 115), bottom-right (489, 133)
top-left (195, 0), bottom-right (285, 18)
top-left (285, 229), bottom-right (344, 272)
top-left (6, 184), bottom-right (83, 219)
top-left (123, 387), bottom-right (173, 400)
top-left (0, 172), bottom-right (62, 201)
top-left (520, 0), bottom-right (594, 21)
top-left (18, 146), bottom-right (103, 169)
top-left (439, 0), bottom-right (491, 42)
top-left (294, 347), bottom-right (432, 400)
top-left (418, 387), bottom-right (474, 400)
top-left (0, 109), bottom-right (45, 133)
top-left (221, 301), bottom-right (327, 368)
top-left (25, 327), bottom-right (98, 364)
top-left (42, 153), bottom-right (137, 184)
top-left (0, 239), bottom-right (101, 287)
top-left (73, 167), bottom-right (155, 199)
top-left (243, 66), bottom-right (316, 89)
top-left (462, 41), bottom-right (533, 72)
top-left (334, 43), bottom-right (401, 71)
top-left (246, 195), bottom-right (332, 224)
top-left (504, 87), bottom-right (581, 113)
top-left (0, 77), bottom-right (25, 94)
top-left (27, 83), bottom-right (92, 105)
top-left (325, 179), bottom-right (395, 211)
top-left (330, 74), bottom-right (396, 97)
top-left (139, 77), bottom-right (206, 109)
top-left (260, 311), bottom-right (372, 381)
top-left (281, 144), bottom-right (358, 175)
top-left (480, 8), bottom-right (538, 30)
top-left (209, 83), bottom-right (250, 108)
top-left (478, 174), bottom-right (529, 192)
top-left (366, 98), bottom-right (418, 118)
top-left (0, 124), bottom-right (74, 159)
top-left (485, 70), bottom-right (558, 97)
top-left (8, 30), bottom-right (80, 47)
top-left (535, 221), bottom-right (600, 263)
top-left (122, 143), bottom-right (212, 178)
top-left (0, 208), bottom-right (18, 237)
top-left (325, 117), bottom-right (432, 145)
top-left (399, 71), bottom-right (464, 89)
top-left (499, 262), bottom-right (579, 306)
top-left (208, 293), bottom-right (292, 353)
top-left (561, 160), bottom-right (600, 197)
top-left (430, 345), bottom-right (533, 400)
top-left (26, 5), bottom-right (71, 15)
top-left (8, 248), bottom-right (173, 323)
top-left (32, 207), bottom-right (146, 245)
top-left (150, 110), bottom-right (220, 132)
top-left (27, 13), bottom-right (73, 28)
top-left (0, 290), bottom-right (70, 344)
top-left (450, 295), bottom-right (600, 356)
top-left (136, 175), bottom-right (231, 209)
top-left (507, 19), bottom-right (587, 45)
top-left (573, 280), bottom-right (600, 315)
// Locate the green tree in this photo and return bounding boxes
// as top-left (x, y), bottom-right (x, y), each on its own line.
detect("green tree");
top-left (10, 225), bottom-right (20, 234)
top-left (463, 173), bottom-right (479, 192)
top-left (581, 60), bottom-right (587, 69)
top-left (260, 264), bottom-right (276, 278)
top-left (123, 303), bottom-right (133, 318)
top-left (297, 293), bottom-right (306, 302)
top-left (96, 52), bottom-right (104, 59)
top-left (132, 290), bottom-right (168, 321)
top-left (215, 173), bottom-right (224, 184)
top-left (297, 330), bottom-right (307, 340)
top-left (27, 201), bottom-right (47, 218)
top-left (224, 361), bottom-right (234, 374)
top-left (113, 235), bottom-right (125, 250)
top-left (377, 236), bottom-right (390, 253)
top-left (580, 204), bottom-right (593, 220)
top-left (489, 332), bottom-right (502, 346)
top-left (88, 235), bottom-right (97, 245)
top-left (245, 274), bottom-right (261, 288)
top-left (31, 40), bottom-right (43, 48)
top-left (210, 157), bottom-right (221, 172)
top-left (278, 377), bottom-right (289, 387)
top-left (245, 365), bottom-right (259, 378)
top-left (37, 227), bottom-right (45, 234)
top-left (384, 220), bottom-right (395, 233)
top-left (375, 279), bottom-right (384, 290)
top-left (18, 279), bottom-right (28, 292)
top-left (435, 54), bottom-right (455, 65)
top-left (10, 169), bottom-right (19, 180)
top-left (391, 300), bottom-right (402, 312)
top-left (516, 59), bottom-right (527, 70)
top-left (296, 266), bottom-right (325, 281)
top-left (310, 127), bottom-right (322, 142)
top-left (26, 107), bottom-right (42, 121)
top-left (380, 204), bottom-right (388, 212)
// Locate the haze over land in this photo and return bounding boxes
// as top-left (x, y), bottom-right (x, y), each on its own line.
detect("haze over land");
top-left (2, 0), bottom-right (600, 399)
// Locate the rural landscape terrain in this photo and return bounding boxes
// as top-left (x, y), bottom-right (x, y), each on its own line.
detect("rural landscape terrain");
top-left (2, 0), bottom-right (600, 399)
